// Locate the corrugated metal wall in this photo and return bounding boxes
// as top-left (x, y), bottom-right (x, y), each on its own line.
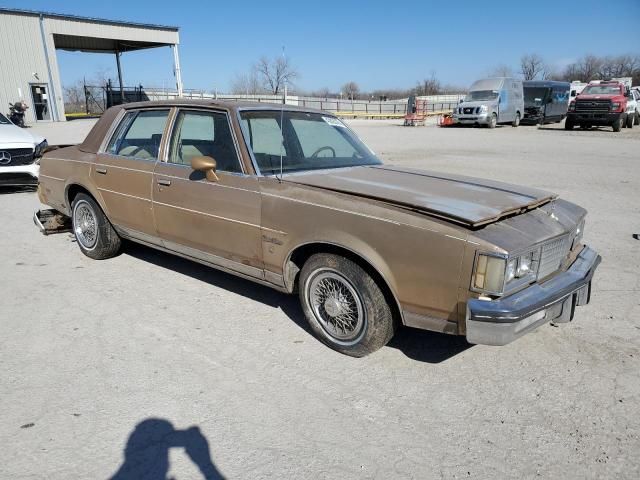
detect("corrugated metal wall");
top-left (0, 12), bottom-right (51, 124)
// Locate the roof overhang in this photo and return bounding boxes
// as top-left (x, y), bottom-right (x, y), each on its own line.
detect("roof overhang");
top-left (52, 34), bottom-right (174, 53)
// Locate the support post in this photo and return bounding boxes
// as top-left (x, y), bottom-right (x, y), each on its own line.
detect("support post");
top-left (115, 47), bottom-right (124, 104)
top-left (172, 44), bottom-right (183, 97)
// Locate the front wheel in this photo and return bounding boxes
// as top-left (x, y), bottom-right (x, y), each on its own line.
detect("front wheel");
top-left (612, 117), bottom-right (623, 132)
top-left (626, 113), bottom-right (634, 129)
top-left (634, 112), bottom-right (639, 126)
top-left (564, 119), bottom-right (574, 130)
top-left (487, 113), bottom-right (497, 129)
top-left (299, 253), bottom-right (396, 357)
top-left (72, 193), bottom-right (121, 259)
top-left (512, 112), bottom-right (520, 127)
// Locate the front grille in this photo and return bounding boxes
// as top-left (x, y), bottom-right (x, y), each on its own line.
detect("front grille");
top-left (538, 235), bottom-right (572, 279)
top-left (463, 107), bottom-right (474, 114)
top-left (575, 99), bottom-right (611, 113)
top-left (0, 148), bottom-right (34, 166)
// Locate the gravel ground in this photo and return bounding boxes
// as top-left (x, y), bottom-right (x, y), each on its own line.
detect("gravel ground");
top-left (1, 118), bottom-right (639, 479)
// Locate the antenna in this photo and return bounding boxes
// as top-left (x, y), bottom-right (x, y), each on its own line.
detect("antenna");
top-left (278, 45), bottom-right (286, 183)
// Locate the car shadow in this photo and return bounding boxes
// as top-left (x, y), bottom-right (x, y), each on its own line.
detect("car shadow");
top-left (110, 418), bottom-right (224, 480)
top-left (123, 242), bottom-right (469, 363)
top-left (537, 126), bottom-right (615, 133)
top-left (0, 185), bottom-right (37, 194)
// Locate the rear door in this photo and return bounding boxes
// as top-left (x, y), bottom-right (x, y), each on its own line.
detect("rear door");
top-left (93, 109), bottom-right (170, 243)
top-left (152, 108), bottom-right (263, 278)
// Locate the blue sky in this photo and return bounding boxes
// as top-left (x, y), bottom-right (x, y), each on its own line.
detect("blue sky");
top-left (3, 0), bottom-right (640, 92)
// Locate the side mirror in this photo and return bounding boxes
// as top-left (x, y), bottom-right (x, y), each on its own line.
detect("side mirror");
top-left (624, 90), bottom-right (630, 97)
top-left (191, 155), bottom-right (219, 182)
top-left (547, 97), bottom-right (553, 104)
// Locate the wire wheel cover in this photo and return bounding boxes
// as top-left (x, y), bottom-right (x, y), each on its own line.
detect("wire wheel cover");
top-left (307, 270), bottom-right (365, 342)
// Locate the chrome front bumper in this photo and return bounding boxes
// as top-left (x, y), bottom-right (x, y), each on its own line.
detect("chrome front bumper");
top-left (466, 246), bottom-right (601, 346)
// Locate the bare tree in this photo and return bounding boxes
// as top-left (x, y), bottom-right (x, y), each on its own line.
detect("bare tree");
top-left (229, 71), bottom-right (262, 95)
top-left (488, 64), bottom-right (514, 77)
top-left (415, 73), bottom-right (441, 96)
top-left (520, 54), bottom-right (546, 80)
top-left (255, 55), bottom-right (298, 95)
top-left (313, 87), bottom-right (331, 99)
top-left (342, 81), bottom-right (360, 100)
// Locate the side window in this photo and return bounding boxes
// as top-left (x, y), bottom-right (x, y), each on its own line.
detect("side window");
top-left (169, 110), bottom-right (242, 173)
top-left (107, 109), bottom-right (169, 160)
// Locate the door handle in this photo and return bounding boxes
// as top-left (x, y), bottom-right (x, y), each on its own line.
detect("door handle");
top-left (157, 179), bottom-right (172, 186)
top-left (95, 167), bottom-right (107, 174)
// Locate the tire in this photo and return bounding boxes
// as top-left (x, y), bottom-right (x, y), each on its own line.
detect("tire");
top-left (71, 193), bottom-right (121, 260)
top-left (564, 119), bottom-right (574, 130)
top-left (512, 112), bottom-right (520, 127)
top-left (487, 113), bottom-right (497, 129)
top-left (626, 113), bottom-right (633, 129)
top-left (612, 117), bottom-right (623, 132)
top-left (634, 112), bottom-right (639, 126)
top-left (299, 253), bottom-right (396, 357)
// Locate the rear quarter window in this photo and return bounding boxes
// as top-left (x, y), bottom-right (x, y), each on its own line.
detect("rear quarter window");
top-left (106, 110), bottom-right (169, 160)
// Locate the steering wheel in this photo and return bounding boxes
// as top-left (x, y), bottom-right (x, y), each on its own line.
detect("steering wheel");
top-left (311, 146), bottom-right (336, 158)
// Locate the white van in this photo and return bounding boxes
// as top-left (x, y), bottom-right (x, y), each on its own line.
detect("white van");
top-left (453, 77), bottom-right (524, 128)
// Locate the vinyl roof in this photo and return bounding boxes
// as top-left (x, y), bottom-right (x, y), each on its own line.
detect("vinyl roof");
top-left (0, 7), bottom-right (179, 31)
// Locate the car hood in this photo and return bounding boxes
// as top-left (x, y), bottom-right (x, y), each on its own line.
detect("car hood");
top-left (284, 165), bottom-right (556, 228)
top-left (0, 124), bottom-right (44, 146)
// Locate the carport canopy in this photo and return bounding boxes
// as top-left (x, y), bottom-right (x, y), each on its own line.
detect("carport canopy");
top-left (53, 34), bottom-right (174, 53)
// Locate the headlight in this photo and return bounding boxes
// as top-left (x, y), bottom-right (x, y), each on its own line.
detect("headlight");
top-left (572, 219), bottom-right (585, 250)
top-left (506, 258), bottom-right (517, 283)
top-left (611, 102), bottom-right (621, 111)
top-left (474, 250), bottom-right (538, 295)
top-left (568, 102), bottom-right (575, 112)
top-left (479, 105), bottom-right (488, 113)
top-left (473, 254), bottom-right (506, 294)
top-left (34, 139), bottom-right (48, 158)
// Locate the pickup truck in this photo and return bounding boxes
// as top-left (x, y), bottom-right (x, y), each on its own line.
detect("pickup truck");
top-left (565, 80), bottom-right (633, 132)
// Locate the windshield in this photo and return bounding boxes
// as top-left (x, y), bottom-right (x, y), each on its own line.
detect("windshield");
top-left (465, 90), bottom-right (499, 101)
top-left (581, 85), bottom-right (621, 95)
top-left (0, 112), bottom-right (10, 124)
top-left (524, 87), bottom-right (549, 106)
top-left (239, 110), bottom-right (382, 175)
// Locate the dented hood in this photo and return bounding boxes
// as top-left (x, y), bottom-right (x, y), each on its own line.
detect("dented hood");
top-left (285, 165), bottom-right (556, 227)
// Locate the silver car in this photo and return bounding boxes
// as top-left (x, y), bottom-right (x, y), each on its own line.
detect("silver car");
top-left (454, 77), bottom-right (524, 128)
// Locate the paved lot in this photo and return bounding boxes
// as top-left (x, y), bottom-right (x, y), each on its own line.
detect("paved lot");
top-left (1, 118), bottom-right (639, 479)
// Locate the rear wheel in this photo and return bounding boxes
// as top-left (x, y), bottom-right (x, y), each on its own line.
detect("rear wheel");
top-left (512, 112), bottom-right (520, 127)
top-left (299, 253), bottom-right (396, 357)
top-left (487, 113), bottom-right (497, 129)
top-left (72, 193), bottom-right (121, 259)
top-left (612, 117), bottom-right (623, 132)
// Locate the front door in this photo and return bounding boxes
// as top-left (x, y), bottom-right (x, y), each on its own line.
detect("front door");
top-left (30, 84), bottom-right (51, 121)
top-left (93, 108), bottom-right (170, 243)
top-left (152, 108), bottom-right (263, 278)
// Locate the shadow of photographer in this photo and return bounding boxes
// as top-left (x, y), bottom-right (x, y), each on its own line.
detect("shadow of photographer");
top-left (110, 418), bottom-right (224, 480)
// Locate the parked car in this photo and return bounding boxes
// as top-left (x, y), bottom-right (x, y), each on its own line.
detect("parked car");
top-left (453, 77), bottom-right (524, 128)
top-left (35, 100), bottom-right (600, 357)
top-left (569, 81), bottom-right (587, 102)
top-left (522, 81), bottom-right (570, 125)
top-left (626, 88), bottom-right (639, 126)
top-left (0, 112), bottom-right (47, 187)
top-left (566, 80), bottom-right (633, 131)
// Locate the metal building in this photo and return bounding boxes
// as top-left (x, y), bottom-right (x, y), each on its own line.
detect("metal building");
top-left (0, 8), bottom-right (182, 123)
